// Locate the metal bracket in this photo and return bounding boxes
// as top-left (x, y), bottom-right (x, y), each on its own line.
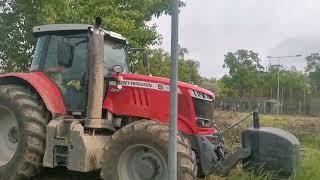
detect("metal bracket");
top-left (213, 147), bottom-right (251, 176)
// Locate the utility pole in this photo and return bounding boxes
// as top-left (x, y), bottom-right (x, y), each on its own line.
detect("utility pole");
top-left (277, 57), bottom-right (280, 116)
top-left (267, 54), bottom-right (302, 116)
top-left (168, 0), bottom-right (179, 179)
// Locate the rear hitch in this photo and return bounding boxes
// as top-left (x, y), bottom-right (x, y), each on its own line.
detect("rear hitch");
top-left (216, 147), bottom-right (251, 176)
top-left (211, 110), bottom-right (258, 176)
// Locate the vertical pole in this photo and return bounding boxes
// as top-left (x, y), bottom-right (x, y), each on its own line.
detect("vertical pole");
top-left (268, 57), bottom-right (271, 71)
top-left (168, 0), bottom-right (179, 179)
top-left (277, 57), bottom-right (280, 116)
top-left (299, 101), bottom-right (301, 113)
top-left (86, 19), bottom-right (105, 128)
top-left (290, 87), bottom-right (293, 104)
top-left (281, 87), bottom-right (284, 114)
top-left (303, 76), bottom-right (306, 112)
top-left (253, 109), bottom-right (260, 129)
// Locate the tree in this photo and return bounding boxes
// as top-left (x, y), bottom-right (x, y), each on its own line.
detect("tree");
top-left (0, 0), bottom-right (184, 72)
top-left (223, 49), bottom-right (264, 76)
top-left (178, 44), bottom-right (189, 59)
top-left (221, 49), bottom-right (264, 96)
top-left (200, 77), bottom-right (218, 94)
top-left (306, 53), bottom-right (320, 72)
top-left (138, 48), bottom-right (171, 78)
top-left (305, 53), bottom-right (320, 87)
top-left (136, 48), bottom-right (203, 85)
top-left (216, 75), bottom-right (239, 97)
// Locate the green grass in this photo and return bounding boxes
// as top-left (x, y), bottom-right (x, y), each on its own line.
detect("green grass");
top-left (296, 148), bottom-right (320, 180)
top-left (295, 132), bottom-right (320, 180)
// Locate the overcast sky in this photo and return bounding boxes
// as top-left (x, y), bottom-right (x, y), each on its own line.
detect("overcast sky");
top-left (151, 0), bottom-right (320, 78)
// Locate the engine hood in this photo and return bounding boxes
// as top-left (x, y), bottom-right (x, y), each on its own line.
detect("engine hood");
top-left (119, 73), bottom-right (215, 98)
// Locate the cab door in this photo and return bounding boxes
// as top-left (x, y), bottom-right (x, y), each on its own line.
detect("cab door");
top-left (42, 32), bottom-right (89, 114)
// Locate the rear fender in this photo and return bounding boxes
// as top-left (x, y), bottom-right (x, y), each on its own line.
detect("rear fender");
top-left (0, 72), bottom-right (66, 114)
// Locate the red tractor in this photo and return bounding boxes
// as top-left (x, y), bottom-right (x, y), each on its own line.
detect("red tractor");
top-left (0, 19), bottom-right (299, 180)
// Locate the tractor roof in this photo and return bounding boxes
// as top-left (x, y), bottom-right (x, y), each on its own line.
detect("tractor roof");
top-left (33, 24), bottom-right (128, 43)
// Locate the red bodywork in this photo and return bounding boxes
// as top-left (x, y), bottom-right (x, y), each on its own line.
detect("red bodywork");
top-left (104, 74), bottom-right (217, 135)
top-left (0, 72), bottom-right (217, 135)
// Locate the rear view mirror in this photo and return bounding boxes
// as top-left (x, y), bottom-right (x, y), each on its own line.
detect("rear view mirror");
top-left (143, 51), bottom-right (149, 68)
top-left (57, 41), bottom-right (74, 68)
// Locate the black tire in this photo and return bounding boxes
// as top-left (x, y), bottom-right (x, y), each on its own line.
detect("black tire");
top-left (0, 85), bottom-right (48, 180)
top-left (101, 120), bottom-right (196, 180)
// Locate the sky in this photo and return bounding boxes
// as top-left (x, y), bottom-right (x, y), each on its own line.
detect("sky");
top-left (151, 0), bottom-right (320, 78)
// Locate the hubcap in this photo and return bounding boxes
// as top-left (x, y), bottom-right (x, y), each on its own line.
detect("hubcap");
top-left (0, 105), bottom-right (19, 167)
top-left (118, 144), bottom-right (168, 180)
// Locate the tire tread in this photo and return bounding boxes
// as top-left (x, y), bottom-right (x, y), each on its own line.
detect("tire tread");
top-left (0, 85), bottom-right (47, 180)
top-left (101, 120), bottom-right (196, 180)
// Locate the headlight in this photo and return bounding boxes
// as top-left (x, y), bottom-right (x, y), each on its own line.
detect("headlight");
top-left (189, 90), bottom-right (214, 101)
top-left (196, 118), bottom-right (213, 128)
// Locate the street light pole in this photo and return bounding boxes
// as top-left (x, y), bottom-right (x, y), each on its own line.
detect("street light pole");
top-left (277, 57), bottom-right (280, 116)
top-left (168, 0), bottom-right (179, 179)
top-left (266, 54), bottom-right (302, 116)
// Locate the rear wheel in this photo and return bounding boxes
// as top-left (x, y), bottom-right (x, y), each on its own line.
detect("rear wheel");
top-left (0, 85), bottom-right (47, 179)
top-left (101, 120), bottom-right (196, 180)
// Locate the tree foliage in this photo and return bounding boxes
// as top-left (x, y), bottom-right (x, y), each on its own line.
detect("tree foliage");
top-left (0, 1), bottom-right (307, 98)
top-left (219, 49), bottom-right (264, 96)
top-left (0, 0), bottom-right (181, 72)
top-left (200, 77), bottom-right (218, 94)
top-left (219, 49), bottom-right (305, 97)
top-left (305, 53), bottom-right (320, 72)
top-left (137, 48), bottom-right (203, 85)
top-left (305, 53), bottom-right (320, 85)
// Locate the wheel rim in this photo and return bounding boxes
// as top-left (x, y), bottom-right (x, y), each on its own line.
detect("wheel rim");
top-left (118, 144), bottom-right (168, 180)
top-left (0, 105), bottom-right (19, 167)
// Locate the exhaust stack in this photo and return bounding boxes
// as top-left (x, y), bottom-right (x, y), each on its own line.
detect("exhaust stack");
top-left (85, 17), bottom-right (105, 129)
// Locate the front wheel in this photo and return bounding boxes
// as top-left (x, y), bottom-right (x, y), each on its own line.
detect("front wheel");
top-left (0, 85), bottom-right (47, 179)
top-left (101, 120), bottom-right (197, 180)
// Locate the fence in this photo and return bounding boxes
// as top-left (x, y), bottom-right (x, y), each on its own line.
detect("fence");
top-left (217, 87), bottom-right (320, 116)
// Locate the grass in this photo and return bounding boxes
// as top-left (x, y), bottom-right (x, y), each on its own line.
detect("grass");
top-left (206, 112), bottom-right (320, 180)
top-left (296, 149), bottom-right (320, 180)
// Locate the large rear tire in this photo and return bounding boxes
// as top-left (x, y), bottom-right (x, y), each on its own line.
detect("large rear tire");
top-left (101, 120), bottom-right (196, 180)
top-left (0, 85), bottom-right (47, 180)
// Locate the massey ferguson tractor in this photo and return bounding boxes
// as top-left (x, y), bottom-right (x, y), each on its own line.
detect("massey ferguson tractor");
top-left (0, 19), bottom-right (300, 180)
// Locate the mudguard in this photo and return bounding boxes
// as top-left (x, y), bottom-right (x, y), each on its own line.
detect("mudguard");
top-left (0, 72), bottom-right (66, 114)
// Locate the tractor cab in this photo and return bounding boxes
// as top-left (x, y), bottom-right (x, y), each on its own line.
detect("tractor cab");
top-left (31, 24), bottom-right (129, 114)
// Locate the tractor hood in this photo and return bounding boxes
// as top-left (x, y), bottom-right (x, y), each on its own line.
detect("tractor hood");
top-left (118, 73), bottom-right (215, 99)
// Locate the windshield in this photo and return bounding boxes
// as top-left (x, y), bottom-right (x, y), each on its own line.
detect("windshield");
top-left (31, 34), bottom-right (129, 74)
top-left (104, 41), bottom-right (129, 74)
top-left (30, 36), bottom-right (48, 71)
